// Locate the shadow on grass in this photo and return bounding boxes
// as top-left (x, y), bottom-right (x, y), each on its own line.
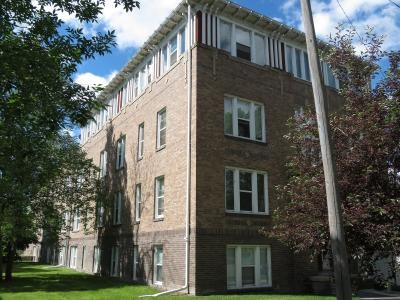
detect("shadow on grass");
top-left (0, 262), bottom-right (141, 294)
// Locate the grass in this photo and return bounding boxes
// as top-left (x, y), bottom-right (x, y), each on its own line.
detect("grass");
top-left (0, 262), bottom-right (340, 300)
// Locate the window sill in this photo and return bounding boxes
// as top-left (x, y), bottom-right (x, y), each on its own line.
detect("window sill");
top-left (156, 145), bottom-right (166, 152)
top-left (153, 217), bottom-right (164, 222)
top-left (224, 134), bottom-right (266, 145)
top-left (225, 211), bottom-right (269, 217)
top-left (227, 284), bottom-right (272, 291)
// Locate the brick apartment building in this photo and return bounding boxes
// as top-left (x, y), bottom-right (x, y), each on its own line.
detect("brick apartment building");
top-left (34, 0), bottom-right (343, 295)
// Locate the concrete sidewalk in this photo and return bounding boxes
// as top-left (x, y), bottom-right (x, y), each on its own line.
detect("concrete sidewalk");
top-left (358, 289), bottom-right (400, 300)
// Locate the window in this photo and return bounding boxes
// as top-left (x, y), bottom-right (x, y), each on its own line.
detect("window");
top-left (179, 27), bottom-right (186, 55)
top-left (134, 74), bottom-right (139, 98)
top-left (254, 34), bottom-right (266, 65)
top-left (59, 246), bottom-right (66, 266)
top-left (93, 246), bottom-right (101, 273)
top-left (135, 184), bottom-right (142, 222)
top-left (62, 211), bottom-right (70, 230)
top-left (286, 44), bottom-right (311, 82)
top-left (99, 150), bottom-right (107, 177)
top-left (116, 136), bottom-right (125, 170)
top-left (146, 59), bottom-right (153, 84)
top-left (110, 246), bottom-right (119, 277)
top-left (236, 27), bottom-right (251, 61)
top-left (162, 45), bottom-right (168, 74)
top-left (113, 192), bottom-right (122, 225)
top-left (169, 35), bottom-right (178, 66)
top-left (69, 246), bottom-right (78, 269)
top-left (224, 96), bottom-right (265, 142)
top-left (81, 246), bottom-right (86, 269)
top-left (225, 168), bottom-right (268, 214)
top-left (153, 246), bottom-right (163, 284)
top-left (227, 245), bottom-right (271, 289)
top-left (72, 210), bottom-right (80, 231)
top-left (155, 176), bottom-right (164, 219)
top-left (96, 203), bottom-right (104, 228)
top-left (220, 20), bottom-right (232, 52)
top-left (133, 245), bottom-right (140, 280)
top-left (140, 67), bottom-right (146, 92)
top-left (323, 63), bottom-right (338, 89)
top-left (137, 123), bottom-right (144, 159)
top-left (156, 109), bottom-right (166, 149)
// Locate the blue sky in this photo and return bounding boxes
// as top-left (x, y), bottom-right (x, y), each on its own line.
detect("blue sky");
top-left (67, 0), bottom-right (400, 136)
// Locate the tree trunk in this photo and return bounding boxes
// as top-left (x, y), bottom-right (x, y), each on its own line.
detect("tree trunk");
top-left (5, 241), bottom-right (14, 282)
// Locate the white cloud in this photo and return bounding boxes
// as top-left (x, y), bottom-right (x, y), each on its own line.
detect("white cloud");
top-left (280, 0), bottom-right (400, 50)
top-left (74, 71), bottom-right (117, 88)
top-left (60, 0), bottom-right (181, 49)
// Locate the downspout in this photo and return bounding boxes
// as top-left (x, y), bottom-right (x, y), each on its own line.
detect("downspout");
top-left (140, 1), bottom-right (192, 297)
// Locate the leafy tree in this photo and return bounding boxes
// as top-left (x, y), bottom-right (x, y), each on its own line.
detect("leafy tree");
top-left (0, 0), bottom-right (140, 281)
top-left (271, 27), bottom-right (400, 282)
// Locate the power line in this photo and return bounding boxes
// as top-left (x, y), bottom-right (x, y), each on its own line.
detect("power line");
top-left (336, 0), bottom-right (363, 42)
top-left (388, 0), bottom-right (400, 9)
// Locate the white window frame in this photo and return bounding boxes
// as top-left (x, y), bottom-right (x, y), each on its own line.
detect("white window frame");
top-left (224, 95), bottom-right (266, 142)
top-left (153, 245), bottom-right (163, 285)
top-left (99, 150), bottom-right (107, 177)
top-left (72, 209), bottom-right (80, 231)
top-left (69, 246), bottom-right (78, 269)
top-left (135, 184), bottom-right (142, 222)
top-left (93, 246), bottom-right (101, 273)
top-left (225, 167), bottom-right (269, 215)
top-left (110, 246), bottom-right (120, 277)
top-left (156, 108), bottom-right (166, 149)
top-left (116, 136), bottom-right (125, 170)
top-left (226, 245), bottom-right (272, 289)
top-left (138, 123), bottom-right (144, 160)
top-left (113, 192), bottom-right (122, 225)
top-left (154, 176), bottom-right (165, 219)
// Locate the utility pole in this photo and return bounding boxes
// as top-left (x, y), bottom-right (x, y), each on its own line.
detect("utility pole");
top-left (299, 0), bottom-right (352, 299)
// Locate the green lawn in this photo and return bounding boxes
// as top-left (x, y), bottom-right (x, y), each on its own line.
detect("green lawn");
top-left (0, 262), bottom-right (339, 299)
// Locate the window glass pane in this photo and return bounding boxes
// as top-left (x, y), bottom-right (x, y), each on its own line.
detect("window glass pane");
top-left (240, 192), bottom-right (252, 211)
top-left (159, 129), bottom-right (166, 147)
top-left (326, 64), bottom-right (336, 88)
top-left (224, 98), bottom-right (233, 135)
top-left (240, 172), bottom-right (252, 190)
top-left (260, 248), bottom-right (269, 284)
top-left (255, 104), bottom-right (263, 141)
top-left (170, 35), bottom-right (177, 65)
top-left (304, 52), bottom-right (310, 81)
top-left (254, 34), bottom-right (266, 65)
top-left (237, 43), bottom-right (251, 61)
top-left (220, 21), bottom-right (232, 52)
top-left (225, 169), bottom-right (234, 210)
top-left (162, 45), bottom-right (168, 71)
top-left (286, 45), bottom-right (293, 73)
top-left (236, 27), bottom-right (250, 46)
top-left (257, 174), bottom-right (265, 212)
top-left (227, 248), bottom-right (236, 288)
top-left (295, 48), bottom-right (302, 78)
top-left (237, 100), bottom-right (250, 119)
top-left (242, 266), bottom-right (255, 285)
top-left (159, 111), bottom-right (166, 128)
top-left (180, 28), bottom-right (186, 54)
